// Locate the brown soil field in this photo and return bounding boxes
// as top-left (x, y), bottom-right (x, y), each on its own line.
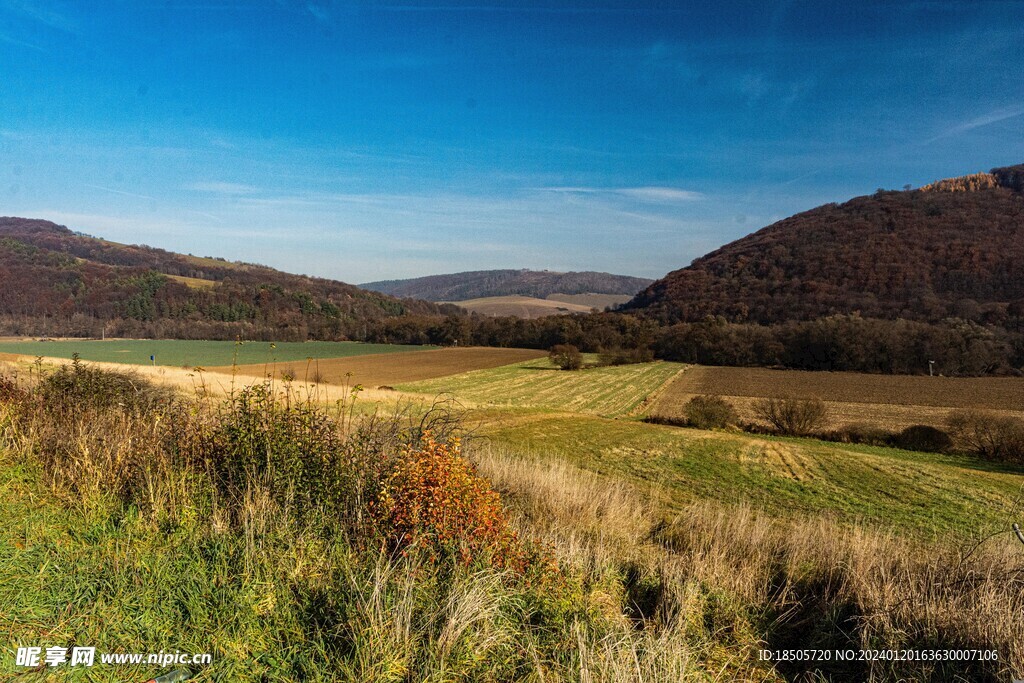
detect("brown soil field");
top-left (209, 346), bottom-right (546, 388)
top-left (653, 365), bottom-right (1024, 431)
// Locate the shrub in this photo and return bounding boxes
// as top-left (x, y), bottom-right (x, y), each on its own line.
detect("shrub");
top-left (683, 395), bottom-right (736, 429)
top-left (826, 423), bottom-right (893, 446)
top-left (891, 425), bottom-right (952, 453)
top-left (205, 383), bottom-right (355, 523)
top-left (549, 344), bottom-right (583, 371)
top-left (753, 397), bottom-right (828, 436)
top-left (39, 356), bottom-right (174, 414)
top-left (373, 434), bottom-right (524, 570)
top-left (946, 410), bottom-right (1024, 463)
top-left (597, 347), bottom-right (654, 366)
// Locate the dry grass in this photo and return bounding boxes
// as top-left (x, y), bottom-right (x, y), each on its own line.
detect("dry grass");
top-left (167, 273), bottom-right (218, 289)
top-left (212, 346), bottom-right (545, 388)
top-left (470, 444), bottom-right (1024, 682)
top-left (0, 358), bottom-right (408, 409)
top-left (654, 365), bottom-right (1024, 431)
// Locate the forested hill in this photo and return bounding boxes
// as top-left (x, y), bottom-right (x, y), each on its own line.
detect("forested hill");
top-left (361, 269), bottom-right (653, 301)
top-left (625, 164), bottom-right (1024, 327)
top-left (0, 217), bottom-right (452, 340)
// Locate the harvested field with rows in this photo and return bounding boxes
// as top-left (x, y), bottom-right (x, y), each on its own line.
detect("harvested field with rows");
top-left (400, 357), bottom-right (683, 417)
top-left (480, 411), bottom-right (1024, 537)
top-left (652, 365), bottom-right (1024, 430)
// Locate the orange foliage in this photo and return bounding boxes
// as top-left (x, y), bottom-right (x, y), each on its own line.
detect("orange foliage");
top-left (373, 434), bottom-right (525, 571)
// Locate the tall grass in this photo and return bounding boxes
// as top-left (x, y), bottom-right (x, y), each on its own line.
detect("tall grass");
top-left (471, 446), bottom-right (1024, 682)
top-left (0, 363), bottom-right (709, 681)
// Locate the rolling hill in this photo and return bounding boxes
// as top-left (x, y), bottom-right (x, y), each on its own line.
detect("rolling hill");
top-left (360, 269), bottom-right (652, 302)
top-left (625, 164), bottom-right (1024, 326)
top-left (0, 217), bottom-right (453, 340)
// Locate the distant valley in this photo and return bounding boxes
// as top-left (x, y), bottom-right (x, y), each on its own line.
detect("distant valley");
top-left (361, 268), bottom-right (650, 318)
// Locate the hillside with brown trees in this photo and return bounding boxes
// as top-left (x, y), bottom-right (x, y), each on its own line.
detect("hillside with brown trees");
top-left (625, 164), bottom-right (1024, 329)
top-left (0, 217), bottom-right (453, 340)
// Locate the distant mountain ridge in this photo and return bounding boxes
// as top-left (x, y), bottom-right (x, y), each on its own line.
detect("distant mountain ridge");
top-left (361, 269), bottom-right (653, 301)
top-left (624, 164), bottom-right (1024, 326)
top-left (0, 217), bottom-right (450, 340)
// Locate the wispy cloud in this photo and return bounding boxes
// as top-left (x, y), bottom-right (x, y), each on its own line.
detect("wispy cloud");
top-left (541, 186), bottom-right (703, 202)
top-left (83, 184), bottom-right (155, 201)
top-left (0, 0), bottom-right (78, 34)
top-left (926, 104), bottom-right (1024, 143)
top-left (186, 181), bottom-right (259, 195)
top-left (0, 30), bottom-right (44, 51)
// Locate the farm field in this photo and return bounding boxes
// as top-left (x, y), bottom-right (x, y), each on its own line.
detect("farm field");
top-left (442, 295), bottom-right (594, 318)
top-left (399, 357), bottom-right (683, 417)
top-left (478, 410), bottom-right (1024, 539)
top-left (212, 346), bottom-right (546, 387)
top-left (0, 338), bottom-right (434, 368)
top-left (444, 293), bottom-right (632, 318)
top-left (652, 365), bottom-right (1024, 430)
top-left (545, 292), bottom-right (632, 309)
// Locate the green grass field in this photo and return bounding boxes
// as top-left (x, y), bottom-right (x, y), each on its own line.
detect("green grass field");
top-left (399, 357), bottom-right (683, 418)
top-left (0, 339), bottom-right (435, 368)
top-left (478, 410), bottom-right (1024, 539)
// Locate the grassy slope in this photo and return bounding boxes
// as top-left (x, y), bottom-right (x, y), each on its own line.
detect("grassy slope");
top-left (0, 339), bottom-right (434, 367)
top-left (0, 457), bottom-right (266, 681)
top-left (396, 358), bottom-right (1023, 539)
top-left (477, 410), bottom-right (1024, 539)
top-left (399, 357), bottom-right (683, 418)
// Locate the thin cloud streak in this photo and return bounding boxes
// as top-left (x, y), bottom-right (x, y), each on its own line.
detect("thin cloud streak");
top-left (925, 105), bottom-right (1024, 143)
top-left (186, 181), bottom-right (259, 195)
top-left (82, 184), bottom-right (156, 201)
top-left (540, 186), bottom-right (704, 202)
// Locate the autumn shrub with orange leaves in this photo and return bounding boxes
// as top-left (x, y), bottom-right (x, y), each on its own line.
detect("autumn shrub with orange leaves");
top-left (373, 433), bottom-right (527, 572)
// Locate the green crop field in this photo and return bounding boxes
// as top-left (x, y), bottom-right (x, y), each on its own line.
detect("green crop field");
top-left (399, 357), bottom-right (684, 417)
top-left (0, 339), bottom-right (434, 368)
top-left (478, 410), bottom-right (1024, 539)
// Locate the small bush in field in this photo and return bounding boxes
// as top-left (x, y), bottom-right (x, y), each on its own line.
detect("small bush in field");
top-left (597, 347), bottom-right (654, 366)
top-left (207, 383), bottom-right (352, 521)
top-left (40, 356), bottom-right (174, 413)
top-left (373, 434), bottom-right (524, 571)
top-left (891, 424), bottom-right (952, 453)
top-left (548, 344), bottom-right (583, 371)
top-left (826, 423), bottom-right (893, 446)
top-left (753, 397), bottom-right (828, 436)
top-left (683, 395), bottom-right (736, 429)
top-left (946, 410), bottom-right (1024, 463)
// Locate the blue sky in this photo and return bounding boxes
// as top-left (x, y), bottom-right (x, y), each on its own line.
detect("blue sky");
top-left (2, 0), bottom-right (1023, 282)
